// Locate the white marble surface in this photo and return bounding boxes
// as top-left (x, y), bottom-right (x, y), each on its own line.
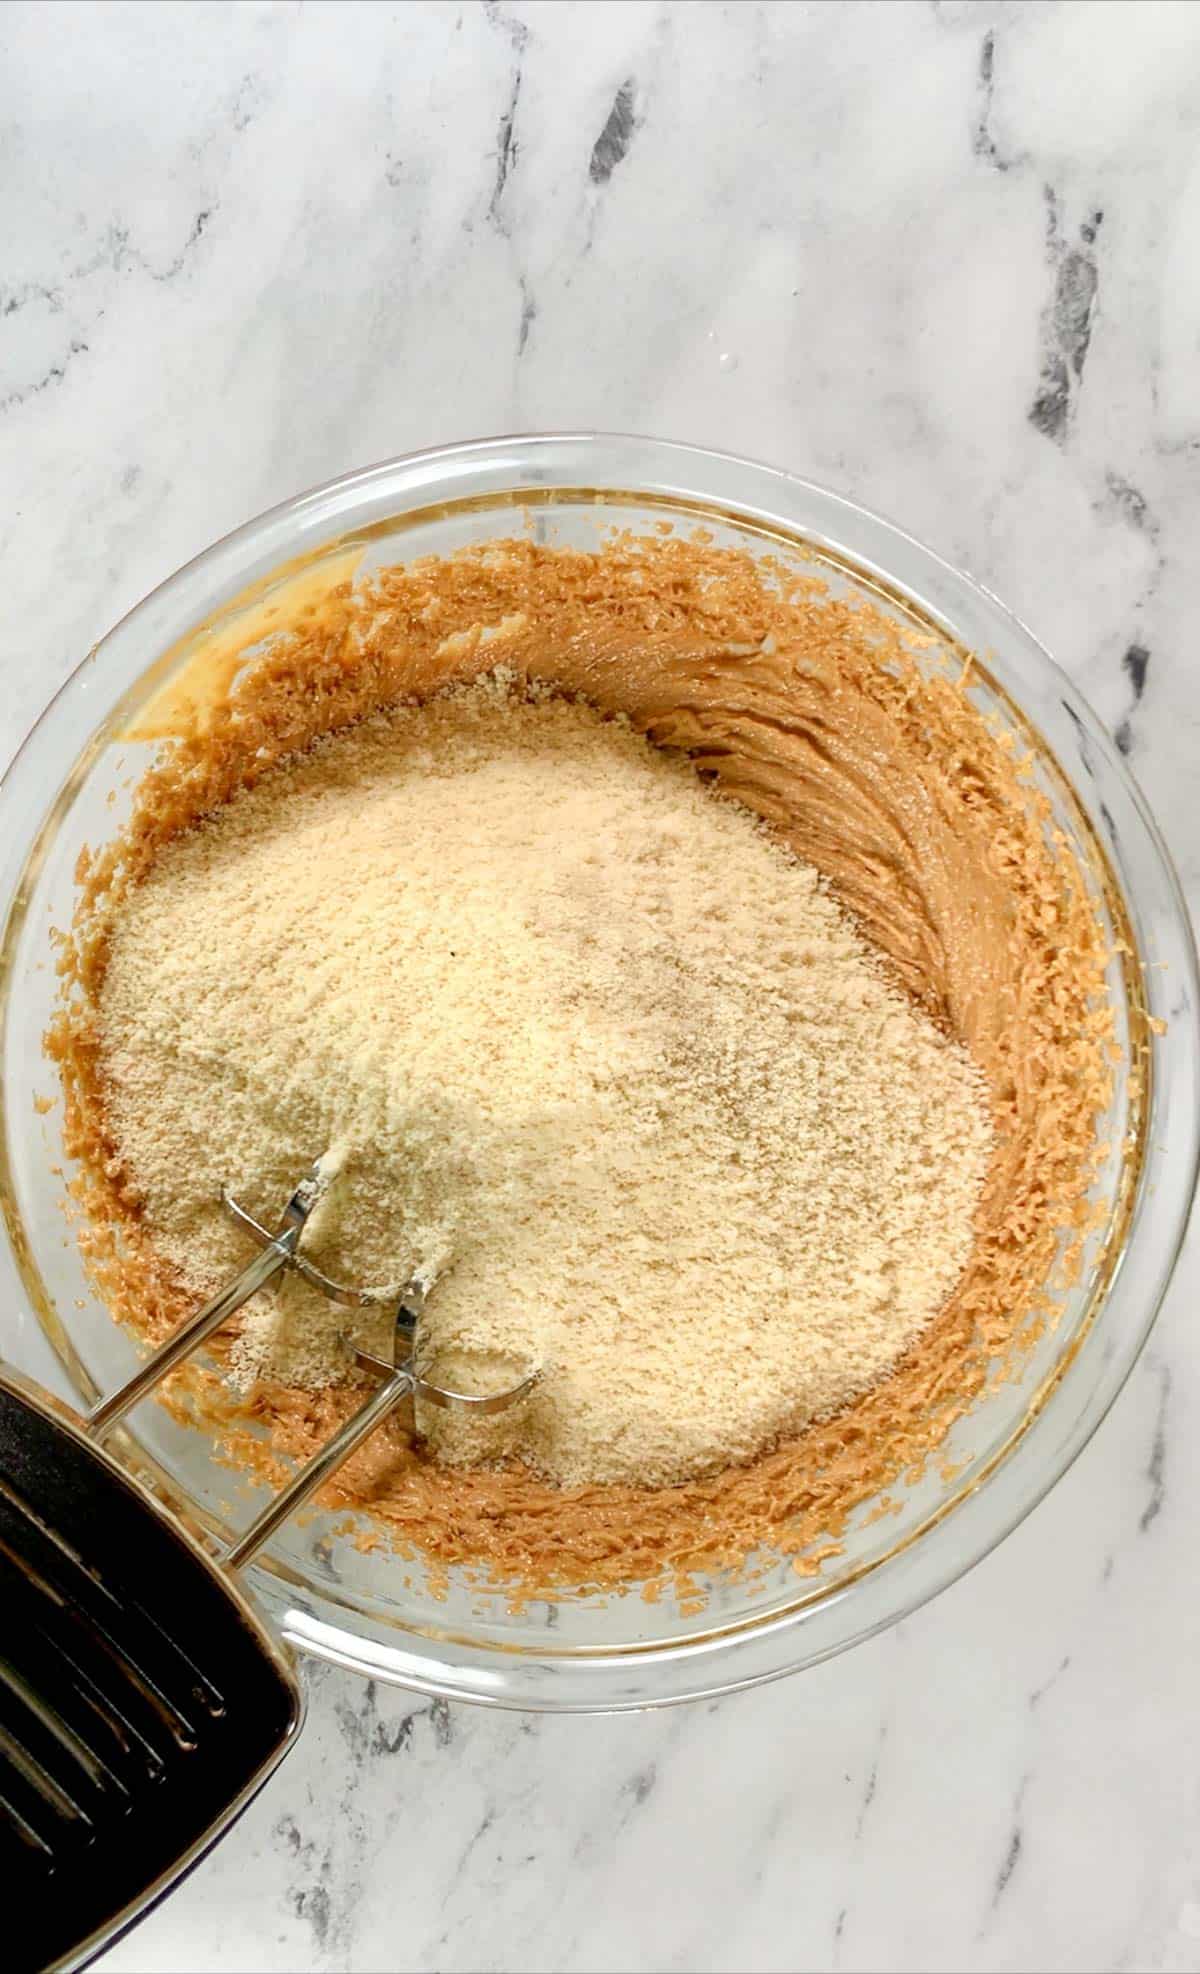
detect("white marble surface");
top-left (3, 2), bottom-right (1200, 1968)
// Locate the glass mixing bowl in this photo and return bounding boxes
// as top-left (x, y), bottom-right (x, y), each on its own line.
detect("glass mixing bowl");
top-left (1, 435), bottom-right (1196, 1712)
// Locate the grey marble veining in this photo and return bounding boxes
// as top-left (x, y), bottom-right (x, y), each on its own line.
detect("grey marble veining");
top-left (3, 2), bottom-right (1200, 1969)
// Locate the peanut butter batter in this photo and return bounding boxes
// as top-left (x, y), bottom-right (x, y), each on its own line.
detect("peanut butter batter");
top-left (50, 533), bottom-right (1118, 1594)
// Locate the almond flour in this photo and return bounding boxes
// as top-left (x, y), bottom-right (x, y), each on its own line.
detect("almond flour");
top-left (96, 674), bottom-right (991, 1489)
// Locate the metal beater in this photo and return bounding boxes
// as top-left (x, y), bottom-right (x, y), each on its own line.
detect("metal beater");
top-left (87, 1154), bottom-right (537, 1571)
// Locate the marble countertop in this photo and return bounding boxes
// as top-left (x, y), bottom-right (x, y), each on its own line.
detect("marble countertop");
top-left (3, 2), bottom-right (1200, 1968)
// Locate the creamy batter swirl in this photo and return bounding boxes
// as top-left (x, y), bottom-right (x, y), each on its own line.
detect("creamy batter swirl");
top-left (51, 534), bottom-right (1115, 1593)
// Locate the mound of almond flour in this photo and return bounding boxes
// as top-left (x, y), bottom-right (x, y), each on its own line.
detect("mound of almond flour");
top-left (95, 672), bottom-right (992, 1490)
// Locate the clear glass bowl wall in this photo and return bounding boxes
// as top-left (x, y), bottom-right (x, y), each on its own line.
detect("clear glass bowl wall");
top-left (1, 436), bottom-right (1196, 1711)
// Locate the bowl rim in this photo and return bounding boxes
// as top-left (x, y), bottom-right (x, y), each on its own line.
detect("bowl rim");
top-left (2, 431), bottom-right (1197, 1711)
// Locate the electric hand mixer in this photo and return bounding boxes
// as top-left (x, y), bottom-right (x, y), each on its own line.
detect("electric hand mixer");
top-left (0, 1158), bottom-right (536, 1973)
